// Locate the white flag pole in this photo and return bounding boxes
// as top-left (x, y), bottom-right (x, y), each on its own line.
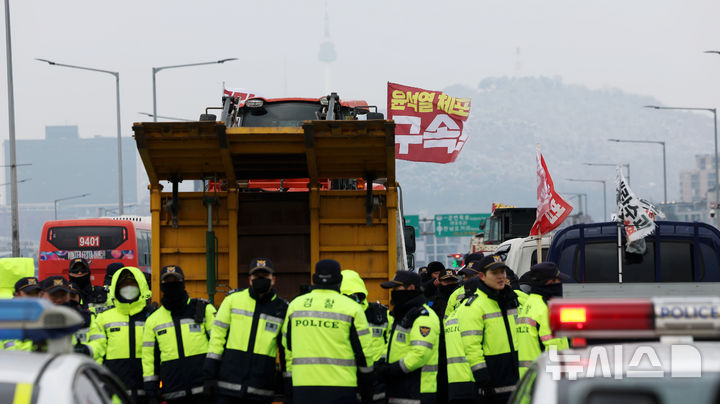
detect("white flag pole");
top-left (616, 164), bottom-right (624, 283)
top-left (536, 144), bottom-right (543, 263)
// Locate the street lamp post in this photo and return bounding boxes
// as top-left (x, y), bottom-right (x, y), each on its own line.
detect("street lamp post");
top-left (54, 193), bottom-right (90, 220)
top-left (567, 179), bottom-right (607, 220)
top-left (608, 137), bottom-right (667, 203)
top-left (584, 162), bottom-right (631, 185)
top-left (565, 192), bottom-right (588, 216)
top-left (4, 0), bottom-right (20, 256)
top-left (36, 58), bottom-right (125, 215)
top-left (643, 105), bottom-right (717, 223)
top-left (152, 58), bottom-right (237, 122)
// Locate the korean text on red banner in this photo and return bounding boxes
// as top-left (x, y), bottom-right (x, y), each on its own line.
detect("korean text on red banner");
top-left (388, 82), bottom-right (471, 164)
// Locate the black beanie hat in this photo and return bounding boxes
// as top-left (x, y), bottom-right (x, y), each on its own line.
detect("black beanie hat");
top-left (312, 259), bottom-right (343, 285)
top-left (427, 261), bottom-right (445, 274)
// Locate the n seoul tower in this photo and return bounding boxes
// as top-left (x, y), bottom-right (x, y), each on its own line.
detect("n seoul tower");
top-left (318, 0), bottom-right (336, 94)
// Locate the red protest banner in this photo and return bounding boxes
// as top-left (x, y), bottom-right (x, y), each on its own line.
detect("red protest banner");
top-left (223, 86), bottom-right (260, 102)
top-left (387, 82), bottom-right (471, 164)
top-left (530, 151), bottom-right (573, 235)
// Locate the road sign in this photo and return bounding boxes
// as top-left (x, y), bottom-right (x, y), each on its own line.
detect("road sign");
top-left (404, 215), bottom-right (420, 237)
top-left (435, 213), bottom-right (490, 237)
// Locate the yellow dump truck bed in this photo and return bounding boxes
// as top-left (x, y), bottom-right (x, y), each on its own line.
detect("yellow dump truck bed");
top-left (133, 119), bottom-right (403, 304)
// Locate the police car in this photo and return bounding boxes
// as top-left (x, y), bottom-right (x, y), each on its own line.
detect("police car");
top-left (509, 297), bottom-right (720, 404)
top-left (0, 299), bottom-right (131, 403)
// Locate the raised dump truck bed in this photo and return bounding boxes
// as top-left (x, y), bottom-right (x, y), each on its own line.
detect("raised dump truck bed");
top-left (133, 118), bottom-right (407, 304)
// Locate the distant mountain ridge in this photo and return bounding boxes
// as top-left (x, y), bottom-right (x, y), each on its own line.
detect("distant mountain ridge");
top-left (398, 76), bottom-right (711, 221)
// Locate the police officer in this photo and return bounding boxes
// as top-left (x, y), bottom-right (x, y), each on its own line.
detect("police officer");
top-left (68, 258), bottom-right (107, 309)
top-left (1, 277), bottom-right (43, 351)
top-left (377, 271), bottom-right (439, 404)
top-left (444, 253), bottom-right (484, 319)
top-left (516, 262), bottom-right (569, 377)
top-left (203, 258), bottom-right (288, 404)
top-left (14, 276), bottom-right (42, 298)
top-left (88, 266), bottom-right (152, 403)
top-left (40, 275), bottom-right (71, 305)
top-left (458, 255), bottom-right (519, 404)
top-left (340, 269), bottom-right (391, 403)
top-left (283, 259), bottom-right (374, 404)
top-left (444, 292), bottom-right (476, 404)
top-left (142, 265), bottom-right (216, 404)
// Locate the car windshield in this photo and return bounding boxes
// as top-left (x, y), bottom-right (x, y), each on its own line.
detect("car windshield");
top-left (558, 374), bottom-right (720, 404)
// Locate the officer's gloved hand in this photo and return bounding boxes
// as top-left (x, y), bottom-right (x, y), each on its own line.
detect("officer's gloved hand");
top-left (376, 360), bottom-right (404, 382)
top-left (473, 367), bottom-right (493, 397)
top-left (204, 379), bottom-right (218, 398)
top-left (374, 361), bottom-right (389, 380)
top-left (73, 343), bottom-right (91, 356)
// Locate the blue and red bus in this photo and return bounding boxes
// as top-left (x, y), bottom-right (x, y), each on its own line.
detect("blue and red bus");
top-left (39, 217), bottom-right (151, 286)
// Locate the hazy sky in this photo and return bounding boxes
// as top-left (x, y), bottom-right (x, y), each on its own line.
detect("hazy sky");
top-left (2, 1), bottom-right (720, 186)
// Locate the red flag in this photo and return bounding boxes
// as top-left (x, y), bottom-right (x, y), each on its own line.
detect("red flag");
top-left (530, 151), bottom-right (573, 235)
top-left (223, 86), bottom-right (260, 103)
top-left (387, 82), bottom-right (471, 164)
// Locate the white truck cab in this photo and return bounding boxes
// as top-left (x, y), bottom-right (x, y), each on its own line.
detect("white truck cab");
top-left (495, 235), bottom-right (552, 277)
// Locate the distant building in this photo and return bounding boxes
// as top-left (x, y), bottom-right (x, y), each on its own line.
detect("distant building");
top-left (679, 154), bottom-right (717, 203)
top-left (660, 201), bottom-right (711, 224)
top-left (3, 125), bottom-right (137, 207)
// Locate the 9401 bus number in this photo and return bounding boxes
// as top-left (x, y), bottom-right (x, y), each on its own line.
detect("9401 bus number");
top-left (78, 236), bottom-right (100, 247)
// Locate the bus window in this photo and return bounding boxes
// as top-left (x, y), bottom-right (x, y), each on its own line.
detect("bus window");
top-left (137, 230), bottom-right (151, 268)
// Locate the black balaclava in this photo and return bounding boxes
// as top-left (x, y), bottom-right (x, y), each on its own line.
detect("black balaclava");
top-left (390, 289), bottom-right (422, 309)
top-left (531, 283), bottom-right (563, 301)
top-left (70, 268), bottom-right (92, 290)
top-left (439, 282), bottom-right (459, 298)
top-left (161, 281), bottom-right (188, 313)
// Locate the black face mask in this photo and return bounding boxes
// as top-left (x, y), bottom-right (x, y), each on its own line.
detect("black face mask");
top-left (161, 282), bottom-right (188, 312)
top-left (72, 273), bottom-right (91, 290)
top-left (439, 283), bottom-right (458, 298)
top-left (251, 277), bottom-right (272, 295)
top-left (63, 299), bottom-right (81, 309)
top-left (390, 289), bottom-right (421, 308)
top-left (532, 283), bottom-right (563, 299)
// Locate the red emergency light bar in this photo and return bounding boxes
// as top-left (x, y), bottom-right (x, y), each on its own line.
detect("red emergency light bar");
top-left (549, 297), bottom-right (720, 339)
